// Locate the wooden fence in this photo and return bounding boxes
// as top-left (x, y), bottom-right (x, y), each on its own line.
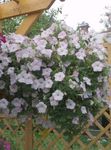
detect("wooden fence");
top-left (0, 106), bottom-right (111, 150)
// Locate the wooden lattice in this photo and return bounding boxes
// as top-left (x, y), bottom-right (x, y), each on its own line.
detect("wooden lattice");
top-left (0, 106), bottom-right (111, 150)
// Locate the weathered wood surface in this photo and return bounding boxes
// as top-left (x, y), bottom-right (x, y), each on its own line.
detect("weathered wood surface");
top-left (0, 0), bottom-right (55, 20)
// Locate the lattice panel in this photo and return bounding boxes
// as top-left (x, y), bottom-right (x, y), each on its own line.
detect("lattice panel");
top-left (0, 106), bottom-right (111, 150)
top-left (0, 116), bottom-right (25, 150)
top-left (33, 106), bottom-right (111, 150)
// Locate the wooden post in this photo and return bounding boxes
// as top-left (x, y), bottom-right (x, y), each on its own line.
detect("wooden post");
top-left (0, 21), bottom-right (2, 32)
top-left (24, 117), bottom-right (33, 150)
top-left (16, 12), bottom-right (43, 35)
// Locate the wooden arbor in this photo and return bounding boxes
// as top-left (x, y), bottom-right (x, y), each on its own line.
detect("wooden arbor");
top-left (0, 0), bottom-right (56, 35)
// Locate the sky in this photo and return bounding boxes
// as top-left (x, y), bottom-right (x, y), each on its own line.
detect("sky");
top-left (52, 0), bottom-right (111, 32)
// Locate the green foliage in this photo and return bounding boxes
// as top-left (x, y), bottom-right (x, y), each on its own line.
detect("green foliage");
top-left (2, 8), bottom-right (62, 37)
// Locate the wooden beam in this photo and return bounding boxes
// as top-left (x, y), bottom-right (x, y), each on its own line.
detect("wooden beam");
top-left (16, 11), bottom-right (43, 35)
top-left (0, 21), bottom-right (2, 32)
top-left (0, 0), bottom-right (55, 20)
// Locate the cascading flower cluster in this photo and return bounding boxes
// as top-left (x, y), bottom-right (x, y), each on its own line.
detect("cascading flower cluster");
top-left (0, 22), bottom-right (110, 137)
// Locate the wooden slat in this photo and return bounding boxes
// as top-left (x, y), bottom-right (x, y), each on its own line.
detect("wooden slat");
top-left (0, 0), bottom-right (55, 20)
top-left (16, 11), bottom-right (43, 35)
top-left (24, 117), bottom-right (33, 150)
top-left (0, 21), bottom-right (2, 32)
top-left (87, 124), bottom-right (110, 148)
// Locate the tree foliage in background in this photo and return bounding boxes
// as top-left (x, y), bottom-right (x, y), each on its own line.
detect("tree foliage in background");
top-left (100, 6), bottom-right (111, 31)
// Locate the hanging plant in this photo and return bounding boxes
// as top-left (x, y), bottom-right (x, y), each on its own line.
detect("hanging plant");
top-left (0, 22), bottom-right (110, 139)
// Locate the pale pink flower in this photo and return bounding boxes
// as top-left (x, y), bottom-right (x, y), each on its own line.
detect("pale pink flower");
top-left (33, 36), bottom-right (47, 48)
top-left (71, 33), bottom-right (79, 44)
top-left (17, 71), bottom-right (34, 85)
top-left (92, 61), bottom-right (104, 72)
top-left (36, 102), bottom-right (47, 113)
top-left (9, 84), bottom-right (18, 93)
top-left (57, 47), bottom-right (68, 56)
top-left (10, 73), bottom-right (17, 85)
top-left (80, 82), bottom-right (86, 92)
top-left (29, 59), bottom-right (42, 71)
top-left (75, 49), bottom-right (86, 60)
top-left (38, 78), bottom-right (45, 89)
top-left (46, 36), bottom-right (58, 45)
top-left (1, 56), bottom-right (11, 67)
top-left (11, 33), bottom-right (25, 43)
top-left (44, 79), bottom-right (53, 88)
top-left (11, 98), bottom-right (26, 107)
top-left (58, 31), bottom-right (67, 39)
top-left (69, 79), bottom-right (78, 89)
top-left (54, 72), bottom-right (65, 81)
top-left (0, 98), bottom-right (9, 109)
top-left (41, 49), bottom-right (53, 58)
top-left (31, 79), bottom-right (39, 90)
top-left (7, 67), bottom-right (15, 75)
top-left (72, 117), bottom-right (79, 125)
top-left (16, 48), bottom-right (35, 61)
top-left (72, 71), bottom-right (79, 78)
top-left (59, 41), bottom-right (68, 48)
top-left (50, 96), bottom-right (59, 106)
top-left (41, 30), bottom-right (51, 38)
top-left (81, 106), bottom-right (87, 114)
top-left (11, 107), bottom-right (22, 116)
top-left (8, 44), bottom-right (20, 52)
top-left (52, 90), bottom-right (64, 101)
top-left (42, 68), bottom-right (52, 77)
top-left (88, 111), bottom-right (94, 125)
top-left (83, 77), bottom-right (91, 86)
top-left (32, 78), bottom-right (45, 90)
top-left (66, 99), bottom-right (76, 110)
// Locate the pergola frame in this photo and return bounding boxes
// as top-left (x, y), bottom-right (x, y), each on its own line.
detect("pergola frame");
top-left (0, 0), bottom-right (55, 35)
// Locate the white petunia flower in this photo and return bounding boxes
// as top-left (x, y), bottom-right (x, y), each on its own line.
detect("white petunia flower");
top-left (83, 77), bottom-right (91, 86)
top-left (36, 102), bottom-right (47, 113)
top-left (81, 106), bottom-right (87, 114)
top-left (31, 79), bottom-right (39, 90)
top-left (75, 48), bottom-right (86, 60)
top-left (58, 31), bottom-right (67, 39)
top-left (80, 82), bottom-right (86, 92)
top-left (66, 99), bottom-right (76, 110)
top-left (44, 79), bottom-right (53, 88)
top-left (54, 72), bottom-right (65, 81)
top-left (41, 49), bottom-right (52, 58)
top-left (69, 79), bottom-right (78, 89)
top-left (52, 90), bottom-right (64, 101)
top-left (0, 98), bottom-right (9, 109)
top-left (29, 59), bottom-right (42, 71)
top-left (92, 61), bottom-right (104, 72)
top-left (7, 67), bottom-right (15, 75)
top-left (50, 96), bottom-right (59, 106)
top-left (9, 84), bottom-right (18, 93)
top-left (11, 34), bottom-right (25, 43)
top-left (57, 48), bottom-right (68, 56)
top-left (72, 117), bottom-right (79, 125)
top-left (42, 68), bottom-right (52, 77)
top-left (17, 71), bottom-right (34, 85)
